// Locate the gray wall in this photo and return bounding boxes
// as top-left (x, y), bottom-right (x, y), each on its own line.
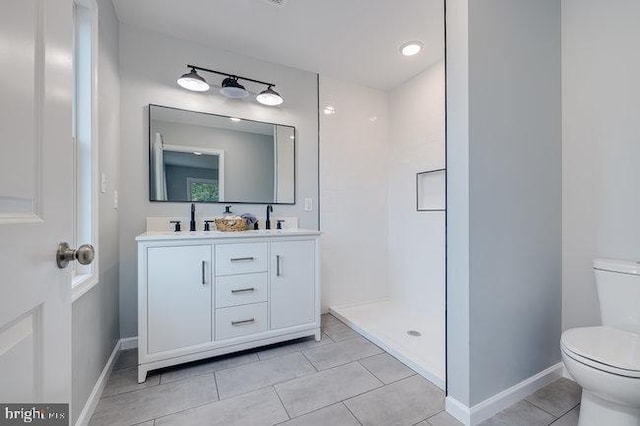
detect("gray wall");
top-left (446, 0), bottom-right (472, 406)
top-left (71, 0), bottom-right (120, 422)
top-left (447, 0), bottom-right (561, 407)
top-left (118, 25), bottom-right (319, 338)
top-left (153, 121), bottom-right (275, 202)
top-left (562, 0), bottom-right (640, 332)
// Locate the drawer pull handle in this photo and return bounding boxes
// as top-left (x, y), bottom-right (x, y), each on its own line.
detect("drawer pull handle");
top-left (276, 255), bottom-right (281, 276)
top-left (202, 261), bottom-right (206, 285)
top-left (230, 257), bottom-right (255, 262)
top-left (231, 318), bottom-right (255, 326)
top-left (231, 287), bottom-right (256, 294)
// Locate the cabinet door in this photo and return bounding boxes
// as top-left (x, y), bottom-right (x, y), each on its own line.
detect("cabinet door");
top-left (147, 245), bottom-right (212, 353)
top-left (270, 240), bottom-right (315, 330)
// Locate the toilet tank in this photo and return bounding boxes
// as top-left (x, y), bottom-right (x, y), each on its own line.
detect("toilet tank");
top-left (593, 258), bottom-right (640, 334)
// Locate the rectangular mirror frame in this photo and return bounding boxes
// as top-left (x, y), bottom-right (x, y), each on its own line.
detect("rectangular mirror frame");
top-left (148, 104), bottom-right (296, 205)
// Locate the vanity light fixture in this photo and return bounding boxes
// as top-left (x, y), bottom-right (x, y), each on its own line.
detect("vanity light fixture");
top-left (177, 64), bottom-right (284, 106)
top-left (256, 86), bottom-right (284, 106)
top-left (177, 68), bottom-right (210, 92)
top-left (399, 40), bottom-right (424, 56)
top-left (219, 77), bottom-right (249, 98)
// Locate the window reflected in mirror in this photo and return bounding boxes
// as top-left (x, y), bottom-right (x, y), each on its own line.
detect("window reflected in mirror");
top-left (149, 104), bottom-right (295, 204)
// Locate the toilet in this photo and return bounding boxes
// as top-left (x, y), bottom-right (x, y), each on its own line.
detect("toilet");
top-left (561, 258), bottom-right (640, 426)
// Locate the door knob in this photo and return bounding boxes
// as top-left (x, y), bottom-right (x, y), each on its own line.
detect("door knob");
top-left (56, 242), bottom-right (95, 269)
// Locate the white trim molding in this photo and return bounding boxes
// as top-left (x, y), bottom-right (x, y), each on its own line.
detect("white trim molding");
top-left (71, 275), bottom-right (99, 302)
top-left (71, 0), bottom-right (100, 301)
top-left (74, 339), bottom-right (120, 426)
top-left (120, 336), bottom-right (138, 350)
top-left (446, 362), bottom-right (563, 426)
top-left (162, 143), bottom-right (225, 201)
top-left (446, 396), bottom-right (472, 426)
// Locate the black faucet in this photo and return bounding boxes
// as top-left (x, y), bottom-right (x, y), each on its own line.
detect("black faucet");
top-left (190, 203), bottom-right (196, 232)
top-left (265, 205), bottom-right (273, 230)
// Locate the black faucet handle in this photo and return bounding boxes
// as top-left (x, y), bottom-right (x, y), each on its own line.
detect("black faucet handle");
top-left (276, 220), bottom-right (284, 230)
top-left (169, 220), bottom-right (182, 232)
top-left (224, 205), bottom-right (232, 214)
top-left (203, 220), bottom-right (214, 232)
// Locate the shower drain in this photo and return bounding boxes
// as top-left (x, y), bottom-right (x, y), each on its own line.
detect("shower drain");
top-left (406, 330), bottom-right (422, 337)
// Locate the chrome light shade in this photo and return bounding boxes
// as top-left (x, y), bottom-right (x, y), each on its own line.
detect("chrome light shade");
top-left (256, 86), bottom-right (283, 106)
top-left (177, 68), bottom-right (210, 92)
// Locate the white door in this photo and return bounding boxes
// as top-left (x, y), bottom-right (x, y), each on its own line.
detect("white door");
top-left (0, 0), bottom-right (74, 404)
top-left (270, 240), bottom-right (316, 330)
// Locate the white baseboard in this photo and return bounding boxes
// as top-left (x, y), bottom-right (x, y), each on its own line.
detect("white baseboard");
top-left (74, 339), bottom-right (121, 426)
top-left (120, 336), bottom-right (138, 350)
top-left (446, 396), bottom-right (472, 425)
top-left (446, 362), bottom-right (563, 426)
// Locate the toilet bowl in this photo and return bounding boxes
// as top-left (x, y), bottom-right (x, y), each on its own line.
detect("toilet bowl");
top-left (561, 259), bottom-right (640, 426)
top-left (561, 327), bottom-right (640, 425)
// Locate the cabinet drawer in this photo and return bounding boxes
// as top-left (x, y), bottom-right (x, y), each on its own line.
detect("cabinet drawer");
top-left (215, 243), bottom-right (268, 276)
top-left (215, 303), bottom-right (268, 340)
top-left (215, 273), bottom-right (268, 308)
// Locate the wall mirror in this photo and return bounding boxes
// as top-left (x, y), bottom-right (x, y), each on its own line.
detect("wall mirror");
top-left (149, 104), bottom-right (295, 204)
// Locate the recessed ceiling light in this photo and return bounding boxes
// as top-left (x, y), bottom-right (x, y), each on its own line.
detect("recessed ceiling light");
top-left (323, 106), bottom-right (336, 115)
top-left (193, 151), bottom-right (202, 156)
top-left (230, 117), bottom-right (242, 122)
top-left (400, 41), bottom-right (424, 56)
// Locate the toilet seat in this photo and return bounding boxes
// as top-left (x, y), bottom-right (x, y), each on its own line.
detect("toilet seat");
top-left (561, 326), bottom-right (640, 379)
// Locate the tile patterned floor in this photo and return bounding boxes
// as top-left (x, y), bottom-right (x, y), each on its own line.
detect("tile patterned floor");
top-left (90, 314), bottom-right (581, 426)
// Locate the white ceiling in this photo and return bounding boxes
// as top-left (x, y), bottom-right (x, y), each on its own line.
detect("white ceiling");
top-left (112, 0), bottom-right (444, 90)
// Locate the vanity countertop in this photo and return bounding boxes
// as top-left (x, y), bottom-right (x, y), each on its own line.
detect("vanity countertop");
top-left (136, 228), bottom-right (321, 241)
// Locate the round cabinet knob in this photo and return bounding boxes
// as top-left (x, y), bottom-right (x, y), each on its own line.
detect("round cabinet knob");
top-left (56, 242), bottom-right (96, 269)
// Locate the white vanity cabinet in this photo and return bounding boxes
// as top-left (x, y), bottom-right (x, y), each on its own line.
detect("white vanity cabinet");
top-left (271, 240), bottom-right (316, 330)
top-left (147, 245), bottom-right (212, 353)
top-left (136, 230), bottom-right (320, 383)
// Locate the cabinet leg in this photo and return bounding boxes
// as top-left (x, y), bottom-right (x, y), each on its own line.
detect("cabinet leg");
top-left (138, 367), bottom-right (148, 384)
top-left (314, 328), bottom-right (321, 342)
